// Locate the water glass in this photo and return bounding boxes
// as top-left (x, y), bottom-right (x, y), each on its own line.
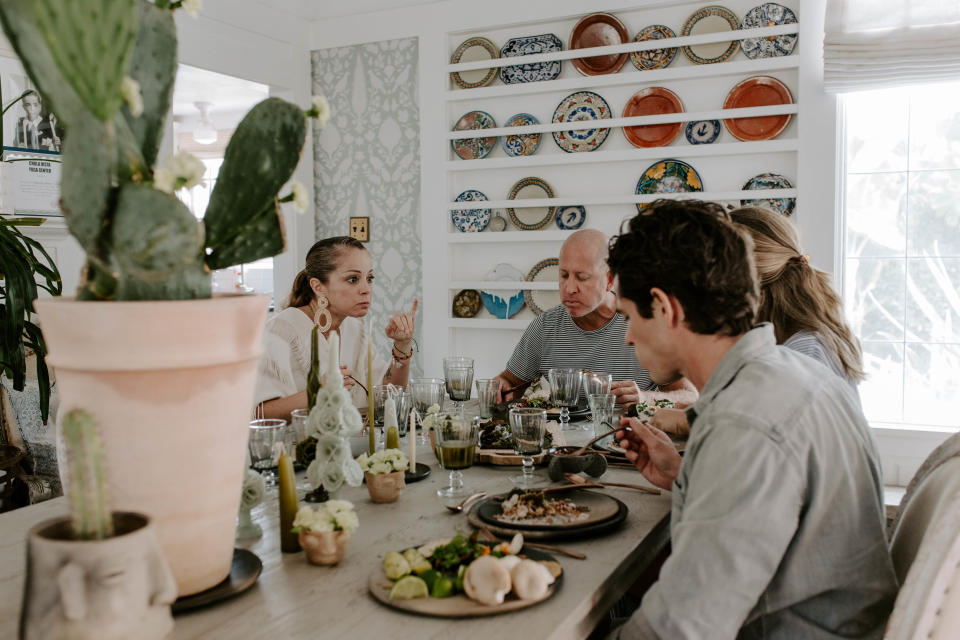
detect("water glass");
top-left (248, 418), bottom-right (287, 487)
top-left (443, 357), bottom-right (474, 413)
top-left (475, 379), bottom-right (500, 419)
top-left (587, 394), bottom-right (618, 444)
top-left (547, 368), bottom-right (583, 430)
top-left (582, 372), bottom-right (613, 397)
top-left (509, 407), bottom-right (547, 488)
top-left (290, 408), bottom-right (310, 465)
top-left (435, 415), bottom-right (480, 506)
top-left (410, 377), bottom-right (445, 444)
top-left (394, 391), bottom-right (413, 437)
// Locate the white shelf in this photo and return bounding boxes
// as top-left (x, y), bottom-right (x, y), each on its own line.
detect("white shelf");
top-left (446, 54), bottom-right (799, 102)
top-left (445, 139), bottom-right (799, 171)
top-left (448, 318), bottom-right (529, 330)
top-left (447, 189), bottom-right (797, 210)
top-left (448, 104), bottom-right (798, 140)
top-left (450, 281), bottom-right (558, 290)
top-left (447, 230), bottom-right (572, 243)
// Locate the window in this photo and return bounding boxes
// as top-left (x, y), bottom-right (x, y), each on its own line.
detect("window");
top-left (842, 81), bottom-right (960, 431)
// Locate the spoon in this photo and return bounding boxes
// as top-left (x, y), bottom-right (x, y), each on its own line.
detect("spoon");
top-left (564, 472), bottom-right (661, 495)
top-left (444, 491), bottom-right (487, 513)
top-left (477, 527), bottom-right (586, 560)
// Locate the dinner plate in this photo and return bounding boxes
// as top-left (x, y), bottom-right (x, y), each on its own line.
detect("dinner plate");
top-left (680, 5), bottom-right (741, 64)
top-left (499, 34), bottom-right (563, 84)
top-left (551, 91), bottom-right (612, 153)
top-left (630, 24), bottom-right (677, 71)
top-left (369, 546), bottom-right (562, 617)
top-left (507, 177), bottom-right (555, 231)
top-left (685, 119), bottom-right (721, 145)
top-left (477, 489), bottom-right (621, 531)
top-left (469, 493), bottom-right (628, 541)
top-left (451, 190), bottom-right (491, 232)
top-left (622, 87), bottom-right (685, 148)
top-left (723, 75), bottom-right (793, 141)
top-left (740, 172), bottom-right (796, 216)
top-left (451, 110), bottom-right (497, 160)
top-left (569, 13), bottom-right (630, 76)
top-left (452, 289), bottom-right (482, 318)
top-left (555, 205), bottom-right (586, 230)
top-left (635, 159), bottom-right (704, 213)
top-left (450, 37), bottom-right (499, 89)
top-left (741, 3), bottom-right (798, 59)
top-left (480, 263), bottom-right (525, 319)
top-left (524, 258), bottom-right (560, 316)
top-left (501, 112), bottom-right (542, 158)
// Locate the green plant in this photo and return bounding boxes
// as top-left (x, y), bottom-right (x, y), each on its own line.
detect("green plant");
top-left (61, 409), bottom-right (113, 539)
top-left (0, 0), bottom-right (313, 301)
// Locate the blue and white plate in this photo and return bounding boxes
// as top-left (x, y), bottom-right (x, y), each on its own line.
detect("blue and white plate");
top-left (502, 113), bottom-right (542, 157)
top-left (740, 173), bottom-right (796, 216)
top-left (481, 263), bottom-right (526, 319)
top-left (499, 34), bottom-right (562, 84)
top-left (451, 190), bottom-right (492, 232)
top-left (555, 206), bottom-right (586, 230)
top-left (685, 120), bottom-right (721, 145)
top-left (552, 91), bottom-right (612, 153)
top-left (742, 3), bottom-right (798, 59)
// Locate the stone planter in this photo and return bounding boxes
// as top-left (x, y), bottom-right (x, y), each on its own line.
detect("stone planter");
top-left (365, 470), bottom-right (405, 503)
top-left (20, 512), bottom-right (176, 640)
top-left (298, 529), bottom-right (351, 566)
top-left (35, 295), bottom-right (269, 596)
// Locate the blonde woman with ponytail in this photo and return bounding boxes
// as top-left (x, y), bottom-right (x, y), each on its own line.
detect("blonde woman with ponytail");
top-left (253, 236), bottom-right (418, 419)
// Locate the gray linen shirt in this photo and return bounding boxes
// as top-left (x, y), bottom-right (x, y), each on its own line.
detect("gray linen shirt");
top-left (619, 324), bottom-right (897, 639)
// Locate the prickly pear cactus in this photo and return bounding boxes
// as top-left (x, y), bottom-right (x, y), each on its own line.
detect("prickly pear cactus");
top-left (61, 409), bottom-right (114, 540)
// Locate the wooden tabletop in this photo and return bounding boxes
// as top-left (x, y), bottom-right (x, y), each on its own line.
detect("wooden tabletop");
top-left (0, 422), bottom-right (671, 640)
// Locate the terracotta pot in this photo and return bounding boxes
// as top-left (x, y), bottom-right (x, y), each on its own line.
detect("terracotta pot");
top-left (299, 529), bottom-right (351, 566)
top-left (365, 470), bottom-right (405, 503)
top-left (21, 512), bottom-right (176, 640)
top-left (35, 295), bottom-right (269, 596)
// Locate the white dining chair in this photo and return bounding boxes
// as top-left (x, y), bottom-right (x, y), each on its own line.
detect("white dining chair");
top-left (884, 433), bottom-right (960, 639)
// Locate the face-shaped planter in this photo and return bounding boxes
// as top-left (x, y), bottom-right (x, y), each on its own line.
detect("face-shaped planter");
top-left (21, 512), bottom-right (176, 640)
top-left (298, 529), bottom-right (352, 566)
top-left (365, 470), bottom-right (405, 503)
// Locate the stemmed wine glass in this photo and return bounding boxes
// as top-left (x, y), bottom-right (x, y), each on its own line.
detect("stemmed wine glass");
top-left (547, 368), bottom-right (583, 430)
top-left (248, 419), bottom-right (287, 487)
top-left (442, 357), bottom-right (474, 415)
top-left (509, 407), bottom-right (547, 488)
top-left (435, 415), bottom-right (480, 506)
top-left (410, 377), bottom-right (445, 444)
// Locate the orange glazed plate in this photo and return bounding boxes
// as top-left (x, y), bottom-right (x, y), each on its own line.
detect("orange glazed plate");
top-left (569, 13), bottom-right (630, 76)
top-left (622, 86), bottom-right (685, 148)
top-left (723, 75), bottom-right (794, 141)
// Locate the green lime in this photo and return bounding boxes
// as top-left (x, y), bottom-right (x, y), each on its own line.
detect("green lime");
top-left (454, 565), bottom-right (467, 593)
top-left (389, 575), bottom-right (429, 600)
top-left (384, 551), bottom-right (412, 580)
top-left (431, 576), bottom-right (454, 598)
top-left (419, 569), bottom-right (441, 592)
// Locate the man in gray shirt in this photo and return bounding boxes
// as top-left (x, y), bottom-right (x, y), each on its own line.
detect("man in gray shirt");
top-left (607, 200), bottom-right (897, 639)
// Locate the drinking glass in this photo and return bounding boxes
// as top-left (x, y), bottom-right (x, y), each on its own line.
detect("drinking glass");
top-left (443, 357), bottom-right (474, 414)
top-left (509, 408), bottom-right (547, 488)
top-left (547, 368), bottom-right (583, 430)
top-left (435, 415), bottom-right (480, 505)
top-left (410, 377), bottom-right (445, 444)
top-left (582, 372), bottom-right (613, 397)
top-left (248, 419), bottom-right (287, 487)
top-left (394, 391), bottom-right (413, 437)
top-left (475, 379), bottom-right (500, 419)
top-left (289, 408), bottom-right (310, 466)
top-left (587, 394), bottom-right (618, 444)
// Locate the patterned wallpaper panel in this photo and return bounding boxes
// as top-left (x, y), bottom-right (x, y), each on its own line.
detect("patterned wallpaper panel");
top-left (311, 37), bottom-right (423, 377)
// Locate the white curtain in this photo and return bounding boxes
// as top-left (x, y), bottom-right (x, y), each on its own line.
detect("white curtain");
top-left (823, 0), bottom-right (960, 92)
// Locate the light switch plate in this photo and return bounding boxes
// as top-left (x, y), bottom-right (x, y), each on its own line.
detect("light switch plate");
top-left (349, 216), bottom-right (369, 242)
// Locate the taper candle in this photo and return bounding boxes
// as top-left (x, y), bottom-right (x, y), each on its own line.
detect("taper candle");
top-left (409, 408), bottom-right (416, 469)
top-left (367, 319), bottom-right (375, 455)
top-left (278, 444), bottom-right (300, 553)
top-left (384, 396), bottom-right (399, 450)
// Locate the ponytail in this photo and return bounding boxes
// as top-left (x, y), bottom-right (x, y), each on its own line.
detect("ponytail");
top-left (286, 269), bottom-right (314, 309)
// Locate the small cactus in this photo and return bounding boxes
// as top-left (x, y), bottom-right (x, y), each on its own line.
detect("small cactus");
top-left (61, 409), bottom-right (114, 540)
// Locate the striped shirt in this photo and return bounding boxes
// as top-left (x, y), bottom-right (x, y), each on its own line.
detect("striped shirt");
top-left (783, 331), bottom-right (860, 401)
top-left (506, 304), bottom-right (655, 403)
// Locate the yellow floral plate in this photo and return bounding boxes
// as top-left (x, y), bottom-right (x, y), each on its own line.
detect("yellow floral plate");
top-left (635, 159), bottom-right (703, 213)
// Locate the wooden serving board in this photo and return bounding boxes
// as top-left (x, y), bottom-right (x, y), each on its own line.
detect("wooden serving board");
top-left (476, 422), bottom-right (565, 466)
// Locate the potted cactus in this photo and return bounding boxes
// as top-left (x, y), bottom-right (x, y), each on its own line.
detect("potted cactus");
top-left (0, 0), bottom-right (320, 595)
top-left (21, 410), bottom-right (176, 640)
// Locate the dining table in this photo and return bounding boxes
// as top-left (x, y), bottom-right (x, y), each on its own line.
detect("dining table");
top-left (0, 402), bottom-right (671, 640)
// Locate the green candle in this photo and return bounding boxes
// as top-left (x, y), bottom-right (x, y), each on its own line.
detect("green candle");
top-left (278, 447), bottom-right (300, 553)
top-left (367, 320), bottom-right (375, 455)
top-left (384, 396), bottom-right (400, 450)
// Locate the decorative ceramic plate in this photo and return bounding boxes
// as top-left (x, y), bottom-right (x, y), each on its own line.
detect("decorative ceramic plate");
top-left (488, 213), bottom-right (507, 231)
top-left (452, 289), bottom-right (482, 318)
top-left (569, 13), bottom-right (630, 76)
top-left (499, 34), bottom-right (562, 84)
top-left (501, 113), bottom-right (542, 157)
top-left (450, 37), bottom-right (499, 89)
top-left (740, 172), bottom-right (796, 216)
top-left (622, 87), bottom-right (685, 148)
top-left (369, 545), bottom-right (562, 617)
top-left (524, 258), bottom-right (560, 316)
top-left (635, 159), bottom-right (704, 213)
top-left (551, 91), bottom-right (612, 153)
top-left (451, 190), bottom-right (491, 232)
top-left (630, 24), bottom-right (677, 71)
top-left (481, 263), bottom-right (525, 319)
top-left (680, 5), bottom-right (741, 64)
top-left (722, 75), bottom-right (793, 141)
top-left (685, 119), bottom-right (721, 145)
top-left (741, 3), bottom-right (798, 59)
top-left (172, 549), bottom-right (262, 613)
top-left (507, 177), bottom-right (555, 231)
top-left (451, 110), bottom-right (497, 160)
top-left (555, 205), bottom-right (586, 230)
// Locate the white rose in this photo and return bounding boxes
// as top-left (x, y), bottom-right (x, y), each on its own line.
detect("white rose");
top-left (343, 457), bottom-right (364, 486)
top-left (315, 406), bottom-right (342, 436)
top-left (316, 435), bottom-right (346, 464)
top-left (334, 509), bottom-right (359, 534)
top-left (322, 463), bottom-right (345, 492)
top-left (356, 453), bottom-right (369, 469)
top-left (306, 458), bottom-right (326, 491)
top-left (240, 469), bottom-right (264, 509)
top-left (121, 76), bottom-right (143, 117)
top-left (340, 406), bottom-right (363, 436)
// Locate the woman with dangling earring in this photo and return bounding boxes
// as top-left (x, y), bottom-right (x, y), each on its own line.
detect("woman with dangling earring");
top-left (253, 236), bottom-right (419, 419)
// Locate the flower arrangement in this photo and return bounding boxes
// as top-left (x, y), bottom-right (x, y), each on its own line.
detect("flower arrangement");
top-left (356, 449), bottom-right (409, 475)
top-left (291, 500), bottom-right (359, 535)
top-left (237, 467), bottom-right (265, 540)
top-left (421, 404), bottom-right (443, 430)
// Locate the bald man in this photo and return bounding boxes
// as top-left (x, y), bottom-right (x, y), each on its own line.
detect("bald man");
top-left (496, 229), bottom-right (696, 406)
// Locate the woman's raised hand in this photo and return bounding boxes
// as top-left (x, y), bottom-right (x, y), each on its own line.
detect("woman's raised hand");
top-left (385, 298), bottom-right (418, 348)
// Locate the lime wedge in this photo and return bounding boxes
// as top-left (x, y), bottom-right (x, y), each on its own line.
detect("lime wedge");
top-left (384, 551), bottom-right (412, 580)
top-left (431, 576), bottom-right (454, 598)
top-left (389, 575), bottom-right (429, 600)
